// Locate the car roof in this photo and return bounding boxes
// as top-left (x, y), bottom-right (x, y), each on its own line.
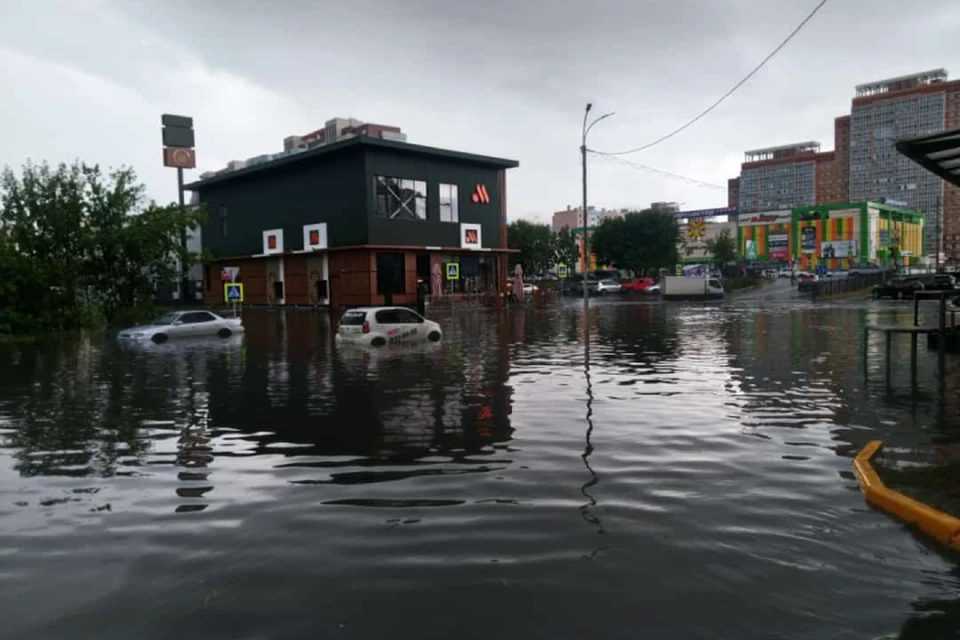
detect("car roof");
top-left (342, 306), bottom-right (417, 313)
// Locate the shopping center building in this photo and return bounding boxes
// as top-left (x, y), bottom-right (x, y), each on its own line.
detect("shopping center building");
top-left (736, 202), bottom-right (925, 270)
top-left (186, 136), bottom-right (518, 309)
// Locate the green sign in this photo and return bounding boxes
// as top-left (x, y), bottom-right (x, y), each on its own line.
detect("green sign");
top-left (557, 264), bottom-right (568, 279)
top-left (675, 264), bottom-right (682, 276)
top-left (445, 262), bottom-right (460, 280)
top-left (744, 239), bottom-right (758, 260)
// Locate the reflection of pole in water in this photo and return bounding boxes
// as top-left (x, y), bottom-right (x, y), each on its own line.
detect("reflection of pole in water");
top-left (580, 329), bottom-right (604, 536)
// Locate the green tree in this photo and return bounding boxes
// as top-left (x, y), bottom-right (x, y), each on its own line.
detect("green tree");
top-left (705, 228), bottom-right (737, 266)
top-left (0, 161), bottom-right (204, 333)
top-left (507, 219), bottom-right (554, 275)
top-left (591, 209), bottom-right (679, 276)
top-left (553, 226), bottom-right (580, 270)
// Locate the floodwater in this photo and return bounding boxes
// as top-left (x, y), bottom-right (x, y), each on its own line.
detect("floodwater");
top-left (2, 287), bottom-right (960, 639)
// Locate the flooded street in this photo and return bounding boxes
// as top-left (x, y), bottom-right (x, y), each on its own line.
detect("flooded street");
top-left (2, 296), bottom-right (960, 639)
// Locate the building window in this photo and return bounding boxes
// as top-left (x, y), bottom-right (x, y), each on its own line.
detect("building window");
top-left (219, 204), bottom-right (227, 237)
top-left (374, 176), bottom-right (426, 220)
top-left (439, 183), bottom-right (459, 222)
top-left (376, 252), bottom-right (406, 295)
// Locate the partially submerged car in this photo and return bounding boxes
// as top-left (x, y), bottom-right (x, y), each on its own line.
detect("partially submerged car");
top-left (119, 310), bottom-right (244, 343)
top-left (336, 307), bottom-right (442, 348)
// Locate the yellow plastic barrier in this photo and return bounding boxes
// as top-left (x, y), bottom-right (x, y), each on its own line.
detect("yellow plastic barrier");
top-left (853, 440), bottom-right (960, 550)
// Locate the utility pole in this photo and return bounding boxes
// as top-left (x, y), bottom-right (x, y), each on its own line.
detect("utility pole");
top-left (936, 193), bottom-right (942, 274)
top-left (580, 104), bottom-right (614, 312)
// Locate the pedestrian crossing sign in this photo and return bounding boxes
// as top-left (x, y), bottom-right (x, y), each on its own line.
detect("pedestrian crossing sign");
top-left (446, 262), bottom-right (460, 280)
top-left (558, 264), bottom-right (568, 279)
top-left (224, 283), bottom-right (244, 302)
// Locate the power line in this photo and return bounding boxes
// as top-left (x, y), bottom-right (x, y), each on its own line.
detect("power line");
top-left (592, 151), bottom-right (725, 190)
top-left (597, 0), bottom-right (831, 156)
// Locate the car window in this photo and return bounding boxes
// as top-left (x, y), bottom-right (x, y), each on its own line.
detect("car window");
top-left (394, 309), bottom-right (424, 324)
top-left (708, 279), bottom-right (721, 288)
top-left (151, 312), bottom-right (180, 325)
top-left (375, 309), bottom-right (401, 325)
top-left (180, 312), bottom-right (215, 324)
top-left (340, 310), bottom-right (367, 326)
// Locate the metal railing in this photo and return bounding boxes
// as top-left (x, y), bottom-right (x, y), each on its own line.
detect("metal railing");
top-left (812, 272), bottom-right (888, 299)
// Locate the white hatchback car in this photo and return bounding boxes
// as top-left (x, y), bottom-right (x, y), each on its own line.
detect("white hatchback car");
top-left (336, 307), bottom-right (442, 347)
top-left (119, 310), bottom-right (244, 343)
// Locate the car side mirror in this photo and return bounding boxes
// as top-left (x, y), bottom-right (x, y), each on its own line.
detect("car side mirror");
top-left (173, 320), bottom-right (183, 326)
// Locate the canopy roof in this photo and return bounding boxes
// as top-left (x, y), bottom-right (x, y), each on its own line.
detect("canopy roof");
top-left (895, 128), bottom-right (960, 188)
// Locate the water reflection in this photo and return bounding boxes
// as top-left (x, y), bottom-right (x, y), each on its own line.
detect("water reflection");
top-left (2, 302), bottom-right (960, 638)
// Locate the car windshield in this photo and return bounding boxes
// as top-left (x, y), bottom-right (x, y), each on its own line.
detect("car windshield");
top-left (600, 279), bottom-right (616, 285)
top-left (150, 312), bottom-right (180, 325)
top-left (340, 311), bottom-right (367, 326)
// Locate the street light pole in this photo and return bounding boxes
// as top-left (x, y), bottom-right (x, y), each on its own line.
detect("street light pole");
top-left (580, 103), bottom-right (614, 311)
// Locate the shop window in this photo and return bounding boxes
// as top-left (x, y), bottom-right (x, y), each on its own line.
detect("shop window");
top-left (376, 252), bottom-right (406, 295)
top-left (374, 176), bottom-right (426, 220)
top-left (439, 183), bottom-right (459, 222)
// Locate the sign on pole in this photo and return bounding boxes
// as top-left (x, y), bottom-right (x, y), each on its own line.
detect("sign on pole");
top-left (445, 262), bottom-right (460, 280)
top-left (224, 283), bottom-right (244, 302)
top-left (557, 264), bottom-right (568, 279)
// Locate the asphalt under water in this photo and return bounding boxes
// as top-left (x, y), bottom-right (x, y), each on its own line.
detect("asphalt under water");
top-left (2, 291), bottom-right (960, 639)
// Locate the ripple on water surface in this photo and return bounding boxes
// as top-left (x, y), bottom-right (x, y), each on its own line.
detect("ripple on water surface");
top-left (1, 301), bottom-right (960, 639)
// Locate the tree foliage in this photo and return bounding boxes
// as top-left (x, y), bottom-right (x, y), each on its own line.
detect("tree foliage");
top-left (507, 220), bottom-right (555, 275)
top-left (705, 228), bottom-right (737, 266)
top-left (0, 161), bottom-right (204, 334)
top-left (591, 210), bottom-right (680, 276)
top-left (553, 226), bottom-right (580, 269)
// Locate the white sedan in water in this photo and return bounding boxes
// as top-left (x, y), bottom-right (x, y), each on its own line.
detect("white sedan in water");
top-left (118, 310), bottom-right (244, 343)
top-left (336, 306), bottom-right (442, 347)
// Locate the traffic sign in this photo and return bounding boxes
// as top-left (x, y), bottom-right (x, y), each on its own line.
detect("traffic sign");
top-left (557, 264), bottom-right (568, 279)
top-left (445, 262), bottom-right (460, 280)
top-left (675, 264), bottom-right (683, 276)
top-left (224, 283), bottom-right (244, 302)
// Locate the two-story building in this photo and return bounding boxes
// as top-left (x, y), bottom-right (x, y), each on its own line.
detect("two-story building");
top-left (185, 136), bottom-right (519, 309)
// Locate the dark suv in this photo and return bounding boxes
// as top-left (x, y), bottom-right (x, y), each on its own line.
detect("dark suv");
top-left (918, 274), bottom-right (958, 291)
top-left (873, 277), bottom-right (924, 300)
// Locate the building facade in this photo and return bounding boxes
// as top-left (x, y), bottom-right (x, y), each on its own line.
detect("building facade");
top-left (736, 201), bottom-right (924, 271)
top-left (728, 69), bottom-right (960, 262)
top-left (187, 136), bottom-right (518, 309)
top-left (849, 70), bottom-right (960, 259)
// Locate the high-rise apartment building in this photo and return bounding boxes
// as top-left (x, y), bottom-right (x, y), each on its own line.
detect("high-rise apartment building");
top-left (737, 142), bottom-right (827, 213)
top-left (849, 69), bottom-right (960, 257)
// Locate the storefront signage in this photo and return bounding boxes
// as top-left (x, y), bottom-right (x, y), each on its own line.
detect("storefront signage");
top-left (768, 233), bottom-right (789, 259)
top-left (744, 240), bottom-right (758, 260)
top-left (672, 206), bottom-right (738, 220)
top-left (471, 184), bottom-right (491, 204)
top-left (797, 210), bottom-right (822, 222)
top-left (302, 223), bottom-right (327, 251)
top-left (262, 228), bottom-right (284, 255)
top-left (801, 227), bottom-right (817, 254)
top-left (738, 210), bottom-right (792, 226)
top-left (828, 207), bottom-right (860, 220)
top-left (460, 223), bottom-right (482, 250)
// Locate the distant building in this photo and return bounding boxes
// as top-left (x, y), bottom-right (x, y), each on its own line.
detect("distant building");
top-left (283, 117), bottom-right (406, 153)
top-left (727, 68), bottom-right (960, 260)
top-left (649, 201), bottom-right (680, 213)
top-left (550, 205), bottom-right (624, 233)
top-left (849, 69), bottom-right (960, 257)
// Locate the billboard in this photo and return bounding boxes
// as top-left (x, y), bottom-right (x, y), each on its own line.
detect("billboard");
top-left (768, 233), bottom-right (789, 259)
top-left (801, 227), bottom-right (817, 254)
top-left (821, 239), bottom-right (857, 259)
top-left (738, 210), bottom-right (793, 227)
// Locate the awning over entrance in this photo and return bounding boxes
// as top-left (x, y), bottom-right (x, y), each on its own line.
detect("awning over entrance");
top-left (895, 127), bottom-right (960, 188)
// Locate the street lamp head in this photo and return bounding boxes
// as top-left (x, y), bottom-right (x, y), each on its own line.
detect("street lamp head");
top-left (585, 103), bottom-right (593, 113)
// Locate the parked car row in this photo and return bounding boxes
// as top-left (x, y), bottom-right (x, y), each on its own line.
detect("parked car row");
top-left (562, 276), bottom-right (660, 296)
top-left (873, 274), bottom-right (958, 300)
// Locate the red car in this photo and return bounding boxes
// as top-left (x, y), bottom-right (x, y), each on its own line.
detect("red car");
top-left (620, 277), bottom-right (656, 293)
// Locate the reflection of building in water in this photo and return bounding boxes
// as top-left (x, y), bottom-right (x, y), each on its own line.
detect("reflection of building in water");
top-left (206, 314), bottom-right (514, 459)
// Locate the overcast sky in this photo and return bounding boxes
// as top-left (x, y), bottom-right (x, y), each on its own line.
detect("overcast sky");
top-left (1, 0), bottom-right (958, 222)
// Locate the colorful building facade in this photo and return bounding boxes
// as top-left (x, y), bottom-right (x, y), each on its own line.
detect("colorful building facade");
top-left (736, 202), bottom-right (924, 269)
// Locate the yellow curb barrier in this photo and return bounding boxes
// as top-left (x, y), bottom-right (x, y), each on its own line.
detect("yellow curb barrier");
top-left (853, 440), bottom-right (960, 551)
